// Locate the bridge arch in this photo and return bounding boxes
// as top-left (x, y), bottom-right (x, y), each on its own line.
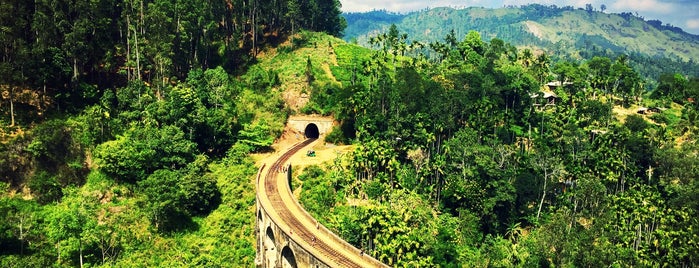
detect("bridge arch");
top-left (281, 245), bottom-right (297, 268)
top-left (304, 123), bottom-right (319, 139)
top-left (257, 210), bottom-right (264, 244)
top-left (264, 226), bottom-right (277, 267)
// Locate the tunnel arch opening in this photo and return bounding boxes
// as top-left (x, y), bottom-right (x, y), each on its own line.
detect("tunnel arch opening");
top-left (304, 123), bottom-right (319, 139)
top-left (281, 246), bottom-right (298, 268)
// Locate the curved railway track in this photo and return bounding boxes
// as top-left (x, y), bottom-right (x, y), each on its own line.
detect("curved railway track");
top-left (261, 139), bottom-right (388, 268)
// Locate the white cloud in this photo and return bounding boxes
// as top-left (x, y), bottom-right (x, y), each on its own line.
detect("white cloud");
top-left (340, 0), bottom-right (489, 12)
top-left (610, 0), bottom-right (675, 13)
top-left (501, 0), bottom-right (557, 7)
top-left (687, 18), bottom-right (699, 30)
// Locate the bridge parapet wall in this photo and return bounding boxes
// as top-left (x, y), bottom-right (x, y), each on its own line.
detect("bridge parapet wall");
top-left (256, 163), bottom-right (335, 268)
top-left (255, 139), bottom-right (389, 268)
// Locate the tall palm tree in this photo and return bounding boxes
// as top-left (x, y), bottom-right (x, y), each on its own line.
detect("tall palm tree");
top-left (533, 53), bottom-right (550, 85)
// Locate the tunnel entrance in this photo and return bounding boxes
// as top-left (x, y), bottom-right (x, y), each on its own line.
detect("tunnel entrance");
top-left (304, 123), bottom-right (319, 139)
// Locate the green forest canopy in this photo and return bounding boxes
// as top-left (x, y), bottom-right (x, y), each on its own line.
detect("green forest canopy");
top-left (1, 1), bottom-right (699, 267)
top-left (342, 5), bottom-right (699, 87)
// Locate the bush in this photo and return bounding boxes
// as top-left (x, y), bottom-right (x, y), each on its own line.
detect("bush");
top-left (325, 125), bottom-right (347, 144)
top-left (94, 125), bottom-right (197, 183)
top-left (26, 120), bottom-right (75, 171)
top-left (139, 157), bottom-right (220, 233)
top-left (299, 166), bottom-right (335, 218)
top-left (623, 114), bottom-right (648, 132)
top-left (649, 112), bottom-right (669, 125)
top-left (28, 171), bottom-right (62, 204)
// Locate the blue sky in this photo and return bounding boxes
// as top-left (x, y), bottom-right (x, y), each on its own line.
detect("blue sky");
top-left (340, 0), bottom-right (699, 35)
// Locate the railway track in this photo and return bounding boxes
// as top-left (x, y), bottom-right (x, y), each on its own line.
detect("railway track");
top-left (262, 139), bottom-right (387, 268)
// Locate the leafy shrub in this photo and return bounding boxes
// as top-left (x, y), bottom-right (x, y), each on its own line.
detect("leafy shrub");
top-left (238, 119), bottom-right (275, 152)
top-left (139, 157), bottom-right (220, 232)
top-left (28, 171), bottom-right (62, 204)
top-left (299, 165), bottom-right (335, 218)
top-left (94, 125), bottom-right (197, 183)
top-left (325, 125), bottom-right (348, 144)
top-left (649, 112), bottom-right (669, 125)
top-left (623, 114), bottom-right (648, 132)
top-left (277, 45), bottom-right (293, 54)
top-left (26, 120), bottom-right (74, 170)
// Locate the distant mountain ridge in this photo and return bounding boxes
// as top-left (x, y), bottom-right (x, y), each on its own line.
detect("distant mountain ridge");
top-left (342, 5), bottom-right (699, 64)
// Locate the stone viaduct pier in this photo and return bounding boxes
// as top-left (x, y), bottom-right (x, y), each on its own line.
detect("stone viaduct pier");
top-left (255, 117), bottom-right (388, 268)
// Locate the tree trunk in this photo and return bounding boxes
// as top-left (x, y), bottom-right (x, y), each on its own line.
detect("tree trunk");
top-left (536, 170), bottom-right (548, 222)
top-left (79, 238), bottom-right (84, 268)
top-left (134, 27), bottom-right (140, 80)
top-left (101, 241), bottom-right (106, 265)
top-left (136, 0), bottom-right (143, 81)
top-left (252, 0), bottom-right (257, 58)
top-left (73, 58), bottom-right (78, 81)
top-left (126, 14), bottom-right (132, 81)
top-left (9, 86), bottom-right (15, 127)
top-left (18, 216), bottom-right (24, 256)
top-left (42, 84), bottom-right (46, 111)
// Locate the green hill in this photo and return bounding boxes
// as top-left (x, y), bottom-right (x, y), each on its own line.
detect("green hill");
top-left (2, 1), bottom-right (699, 266)
top-left (343, 5), bottom-right (699, 72)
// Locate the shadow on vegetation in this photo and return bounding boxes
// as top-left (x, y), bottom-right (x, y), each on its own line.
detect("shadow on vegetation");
top-left (160, 212), bottom-right (200, 235)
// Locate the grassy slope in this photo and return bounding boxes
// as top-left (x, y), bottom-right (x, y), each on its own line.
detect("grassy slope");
top-left (255, 31), bottom-right (346, 112)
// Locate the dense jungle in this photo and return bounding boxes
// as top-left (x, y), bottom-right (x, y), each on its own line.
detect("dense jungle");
top-left (1, 1), bottom-right (698, 267)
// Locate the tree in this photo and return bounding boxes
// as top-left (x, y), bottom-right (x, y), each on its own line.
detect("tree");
top-left (0, 0), bottom-right (32, 126)
top-left (286, 0), bottom-right (302, 36)
top-left (461, 30), bottom-right (485, 56)
top-left (653, 73), bottom-right (688, 102)
top-left (94, 125), bottom-right (197, 182)
top-left (530, 152), bottom-right (565, 222)
top-left (0, 197), bottom-right (40, 257)
top-left (45, 188), bottom-right (96, 268)
top-left (238, 119), bottom-right (275, 151)
top-left (314, 0), bottom-right (347, 37)
top-left (520, 48), bottom-right (534, 68)
top-left (139, 156), bottom-right (220, 232)
top-left (586, 56), bottom-right (612, 95)
top-left (532, 53), bottom-right (551, 85)
top-left (25, 120), bottom-right (86, 181)
top-left (298, 165), bottom-right (336, 218)
top-left (611, 56), bottom-right (642, 106)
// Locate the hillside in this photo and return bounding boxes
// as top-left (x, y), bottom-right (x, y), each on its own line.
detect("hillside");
top-left (343, 5), bottom-right (699, 74)
top-left (2, 1), bottom-right (699, 266)
top-left (0, 30), bottom-right (371, 267)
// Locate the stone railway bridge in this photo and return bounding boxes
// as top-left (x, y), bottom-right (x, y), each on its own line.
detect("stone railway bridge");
top-left (255, 116), bottom-right (388, 268)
